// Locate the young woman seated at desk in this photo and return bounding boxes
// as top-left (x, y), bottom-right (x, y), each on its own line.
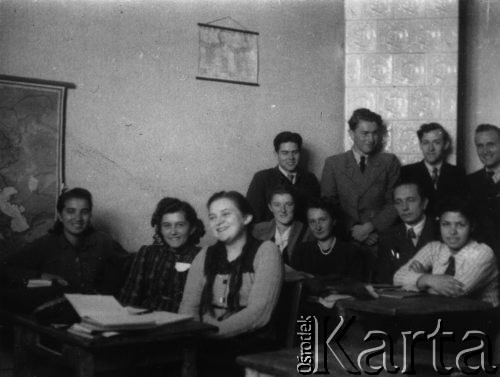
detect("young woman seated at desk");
top-left (0, 187), bottom-right (128, 295)
top-left (120, 197), bottom-right (205, 312)
top-left (290, 197), bottom-right (368, 281)
top-left (252, 185), bottom-right (310, 279)
top-left (179, 191), bottom-right (283, 361)
top-left (394, 196), bottom-right (499, 307)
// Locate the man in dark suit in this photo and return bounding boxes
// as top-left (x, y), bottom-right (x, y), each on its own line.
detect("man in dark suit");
top-left (468, 124), bottom-right (500, 258)
top-left (246, 131), bottom-right (320, 223)
top-left (373, 180), bottom-right (438, 284)
top-left (320, 108), bottom-right (400, 246)
top-left (401, 122), bottom-right (467, 220)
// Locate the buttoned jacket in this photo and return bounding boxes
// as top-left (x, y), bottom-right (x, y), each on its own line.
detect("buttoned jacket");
top-left (320, 150), bottom-right (400, 232)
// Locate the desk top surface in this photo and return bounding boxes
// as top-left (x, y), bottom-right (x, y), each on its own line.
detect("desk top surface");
top-left (0, 309), bottom-right (216, 348)
top-left (336, 295), bottom-right (492, 316)
top-left (237, 348), bottom-right (399, 377)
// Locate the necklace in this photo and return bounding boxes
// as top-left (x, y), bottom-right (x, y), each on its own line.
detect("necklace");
top-left (317, 241), bottom-right (335, 256)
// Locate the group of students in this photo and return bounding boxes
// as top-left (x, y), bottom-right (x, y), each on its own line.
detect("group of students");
top-left (1, 107), bottom-right (500, 369)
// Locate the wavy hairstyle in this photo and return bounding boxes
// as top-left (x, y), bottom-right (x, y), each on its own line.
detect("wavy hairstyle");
top-left (151, 197), bottom-right (205, 245)
top-left (50, 187), bottom-right (93, 235)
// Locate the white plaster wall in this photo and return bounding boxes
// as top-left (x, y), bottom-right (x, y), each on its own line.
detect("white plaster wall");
top-left (463, 0), bottom-right (500, 173)
top-left (0, 0), bottom-right (345, 251)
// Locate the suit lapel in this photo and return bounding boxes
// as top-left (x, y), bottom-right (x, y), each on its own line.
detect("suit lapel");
top-left (417, 161), bottom-right (435, 193)
top-left (286, 221), bottom-right (303, 261)
top-left (416, 218), bottom-right (436, 250)
top-left (263, 220), bottom-right (277, 240)
top-left (341, 151), bottom-right (359, 182)
top-left (358, 153), bottom-right (384, 196)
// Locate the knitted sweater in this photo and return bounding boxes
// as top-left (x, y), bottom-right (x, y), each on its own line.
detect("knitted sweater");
top-left (179, 240), bottom-right (283, 338)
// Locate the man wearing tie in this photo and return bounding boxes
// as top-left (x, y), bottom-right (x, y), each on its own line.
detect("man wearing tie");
top-left (467, 124), bottom-right (500, 259)
top-left (320, 108), bottom-right (400, 245)
top-left (394, 197), bottom-right (498, 306)
top-left (373, 180), bottom-right (438, 283)
top-left (400, 122), bottom-right (467, 220)
top-left (246, 131), bottom-right (320, 222)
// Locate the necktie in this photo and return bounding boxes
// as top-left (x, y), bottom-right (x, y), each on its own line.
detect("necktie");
top-left (486, 170), bottom-right (495, 184)
top-left (359, 156), bottom-right (366, 173)
top-left (431, 167), bottom-right (439, 189)
top-left (407, 227), bottom-right (417, 245)
top-left (444, 256), bottom-right (455, 276)
top-left (287, 174), bottom-right (295, 184)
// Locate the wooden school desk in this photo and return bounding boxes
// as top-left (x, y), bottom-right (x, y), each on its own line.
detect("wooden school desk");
top-left (336, 294), bottom-right (493, 317)
top-left (0, 309), bottom-right (216, 377)
top-left (334, 294), bottom-right (496, 359)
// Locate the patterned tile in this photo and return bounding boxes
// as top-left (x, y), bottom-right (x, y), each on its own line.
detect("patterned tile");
top-left (427, 54), bottom-right (457, 86)
top-left (378, 87), bottom-right (409, 120)
top-left (399, 153), bottom-right (422, 165)
top-left (426, 0), bottom-right (458, 18)
top-left (378, 21), bottom-right (410, 53)
top-left (440, 87), bottom-right (457, 119)
top-left (346, 21), bottom-right (377, 53)
top-left (410, 87), bottom-right (441, 119)
top-left (346, 55), bottom-right (363, 87)
top-left (391, 121), bottom-right (421, 154)
top-left (346, 0), bottom-right (393, 20)
top-left (344, 0), bottom-right (458, 159)
top-left (362, 54), bottom-right (392, 86)
top-left (439, 18), bottom-right (459, 52)
top-left (408, 20), bottom-right (440, 53)
top-left (345, 88), bottom-right (378, 117)
top-left (393, 0), bottom-right (426, 19)
top-left (393, 54), bottom-right (426, 86)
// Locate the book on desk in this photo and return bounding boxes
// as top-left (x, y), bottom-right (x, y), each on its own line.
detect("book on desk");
top-left (372, 285), bottom-right (425, 299)
top-left (64, 294), bottom-right (192, 334)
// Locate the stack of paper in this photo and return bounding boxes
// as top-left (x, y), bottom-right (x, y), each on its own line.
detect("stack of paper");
top-left (27, 279), bottom-right (53, 288)
top-left (64, 294), bottom-right (192, 332)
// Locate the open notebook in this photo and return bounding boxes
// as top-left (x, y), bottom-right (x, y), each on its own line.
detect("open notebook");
top-left (64, 294), bottom-right (192, 331)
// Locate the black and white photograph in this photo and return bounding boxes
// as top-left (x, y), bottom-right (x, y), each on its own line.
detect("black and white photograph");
top-left (0, 0), bottom-right (499, 376)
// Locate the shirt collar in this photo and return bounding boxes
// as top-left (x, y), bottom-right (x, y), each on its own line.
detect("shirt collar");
top-left (405, 215), bottom-right (426, 239)
top-left (485, 165), bottom-right (500, 183)
top-left (351, 148), bottom-right (368, 165)
top-left (278, 165), bottom-right (297, 181)
top-left (424, 161), bottom-right (442, 175)
top-left (274, 225), bottom-right (292, 252)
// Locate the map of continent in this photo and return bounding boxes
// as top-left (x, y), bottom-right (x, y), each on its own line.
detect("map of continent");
top-left (0, 81), bottom-right (63, 252)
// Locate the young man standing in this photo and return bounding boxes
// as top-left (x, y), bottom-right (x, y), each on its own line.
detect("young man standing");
top-left (320, 108), bottom-right (400, 246)
top-left (468, 124), bottom-right (500, 257)
top-left (401, 122), bottom-right (467, 220)
top-left (373, 180), bottom-right (438, 284)
top-left (246, 131), bottom-right (320, 223)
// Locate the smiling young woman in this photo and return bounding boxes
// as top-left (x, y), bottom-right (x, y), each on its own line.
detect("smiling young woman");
top-left (0, 188), bottom-right (128, 295)
top-left (180, 191), bottom-right (283, 338)
top-left (120, 197), bottom-right (205, 312)
top-left (394, 196), bottom-right (499, 307)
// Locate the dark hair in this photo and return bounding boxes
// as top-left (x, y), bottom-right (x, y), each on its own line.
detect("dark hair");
top-left (266, 184), bottom-right (297, 205)
top-left (202, 191), bottom-right (256, 318)
top-left (348, 108), bottom-right (384, 132)
top-left (393, 179), bottom-right (427, 200)
top-left (416, 122), bottom-right (451, 147)
top-left (50, 187), bottom-right (93, 234)
top-left (475, 123), bottom-right (500, 137)
top-left (306, 197), bottom-right (337, 221)
top-left (151, 197), bottom-right (205, 245)
top-left (437, 196), bottom-right (477, 238)
top-left (207, 191), bottom-right (254, 223)
top-left (273, 131), bottom-right (303, 152)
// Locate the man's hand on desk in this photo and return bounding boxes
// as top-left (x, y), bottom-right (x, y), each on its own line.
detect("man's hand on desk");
top-left (416, 274), bottom-right (464, 297)
top-left (351, 222), bottom-right (375, 243)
